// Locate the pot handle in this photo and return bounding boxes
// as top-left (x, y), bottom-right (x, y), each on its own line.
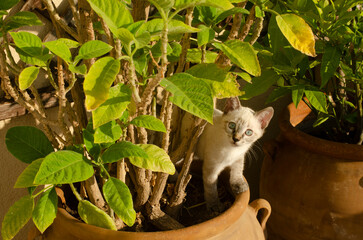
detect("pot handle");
top-left (249, 198), bottom-right (271, 231)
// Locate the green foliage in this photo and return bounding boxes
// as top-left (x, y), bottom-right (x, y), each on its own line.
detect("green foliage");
top-left (5, 126), bottom-right (54, 164)
top-left (78, 200), bottom-right (117, 230)
top-left (129, 144), bottom-right (175, 175)
top-left (3, 0), bottom-right (311, 237)
top-left (130, 115), bottom-right (167, 133)
top-left (1, 195), bottom-right (34, 240)
top-left (84, 57), bottom-right (121, 110)
top-left (103, 177), bottom-right (136, 227)
top-left (34, 150), bottom-right (94, 184)
top-left (19, 66), bottom-right (40, 90)
top-left (32, 187), bottom-right (58, 233)
top-left (161, 73), bottom-right (214, 123)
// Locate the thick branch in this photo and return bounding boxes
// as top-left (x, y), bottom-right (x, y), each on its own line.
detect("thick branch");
top-left (41, 0), bottom-right (79, 41)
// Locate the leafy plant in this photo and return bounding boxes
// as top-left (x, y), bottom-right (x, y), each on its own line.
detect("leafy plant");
top-left (1, 0), bottom-right (279, 239)
top-left (242, 0), bottom-right (363, 144)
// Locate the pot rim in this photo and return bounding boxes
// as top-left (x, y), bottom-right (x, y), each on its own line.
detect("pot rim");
top-left (52, 188), bottom-right (250, 239)
top-left (279, 102), bottom-right (363, 161)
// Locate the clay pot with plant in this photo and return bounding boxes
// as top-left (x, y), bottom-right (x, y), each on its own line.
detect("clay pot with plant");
top-left (241, 1), bottom-right (363, 239)
top-left (0, 0), bottom-right (279, 239)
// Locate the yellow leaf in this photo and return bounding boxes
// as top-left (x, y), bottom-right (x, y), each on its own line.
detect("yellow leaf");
top-left (276, 14), bottom-right (316, 57)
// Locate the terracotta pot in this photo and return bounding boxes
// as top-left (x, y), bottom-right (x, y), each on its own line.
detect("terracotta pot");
top-left (28, 188), bottom-right (270, 240)
top-left (260, 101), bottom-right (363, 240)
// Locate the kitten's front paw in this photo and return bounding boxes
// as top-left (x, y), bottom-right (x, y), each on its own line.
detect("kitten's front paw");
top-left (207, 200), bottom-right (225, 213)
top-left (231, 181), bottom-right (249, 195)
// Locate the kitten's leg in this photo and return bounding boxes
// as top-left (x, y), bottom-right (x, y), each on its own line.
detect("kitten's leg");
top-left (229, 158), bottom-right (249, 195)
top-left (203, 166), bottom-right (225, 212)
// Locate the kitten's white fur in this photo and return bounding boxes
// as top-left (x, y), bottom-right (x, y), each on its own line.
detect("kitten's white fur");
top-left (196, 98), bottom-right (274, 212)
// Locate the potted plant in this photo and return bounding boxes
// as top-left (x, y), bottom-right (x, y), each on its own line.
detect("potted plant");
top-left (241, 0), bottom-right (363, 239)
top-left (0, 0), bottom-right (274, 239)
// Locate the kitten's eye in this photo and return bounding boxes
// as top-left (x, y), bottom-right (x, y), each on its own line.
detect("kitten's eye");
top-left (228, 122), bottom-right (236, 130)
top-left (245, 129), bottom-right (253, 136)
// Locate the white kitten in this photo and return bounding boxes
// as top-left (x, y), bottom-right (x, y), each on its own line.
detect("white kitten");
top-left (196, 97), bottom-right (274, 212)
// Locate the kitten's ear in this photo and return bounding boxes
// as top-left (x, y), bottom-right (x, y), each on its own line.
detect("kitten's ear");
top-left (224, 97), bottom-right (241, 114)
top-left (255, 107), bottom-right (274, 129)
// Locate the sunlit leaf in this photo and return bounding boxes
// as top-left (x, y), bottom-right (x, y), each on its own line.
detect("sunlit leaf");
top-left (213, 40), bottom-right (261, 76)
top-left (19, 66), bottom-right (39, 90)
top-left (14, 159), bottom-right (43, 188)
top-left (92, 83), bottom-right (131, 128)
top-left (32, 187), bottom-right (57, 233)
top-left (78, 200), bottom-right (117, 230)
top-left (34, 150), bottom-right (94, 185)
top-left (129, 144), bottom-right (175, 175)
top-left (161, 73), bottom-right (214, 123)
top-left (131, 115), bottom-right (166, 132)
top-left (276, 14), bottom-right (316, 57)
top-left (101, 141), bottom-right (148, 164)
top-left (1, 195), bottom-right (33, 240)
top-left (84, 57), bottom-right (120, 110)
top-left (103, 177), bottom-right (136, 227)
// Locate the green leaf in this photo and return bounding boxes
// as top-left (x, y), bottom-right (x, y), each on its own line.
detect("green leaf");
top-left (43, 40), bottom-right (72, 63)
top-left (19, 66), bottom-right (39, 90)
top-left (94, 121), bottom-right (122, 143)
top-left (241, 70), bottom-right (280, 100)
top-left (131, 115), bottom-right (166, 133)
top-left (148, 0), bottom-right (174, 15)
top-left (5, 126), bottom-right (54, 163)
top-left (10, 32), bottom-right (50, 66)
top-left (84, 57), bottom-right (120, 110)
top-left (56, 38), bottom-right (80, 48)
top-left (32, 187), bottom-right (57, 233)
top-left (234, 71), bottom-right (252, 83)
top-left (320, 45), bottom-right (341, 88)
top-left (14, 159), bottom-right (43, 188)
top-left (197, 25), bottom-right (215, 47)
top-left (10, 32), bottom-right (43, 57)
top-left (292, 85), bottom-right (305, 108)
top-left (69, 64), bottom-right (87, 75)
top-left (129, 144), bottom-right (175, 175)
top-left (186, 63), bottom-right (243, 98)
top-left (174, 0), bottom-right (234, 11)
top-left (115, 28), bottom-right (135, 49)
top-left (103, 177), bottom-right (136, 227)
top-left (214, 7), bottom-right (250, 24)
top-left (5, 11), bottom-right (42, 30)
top-left (75, 40), bottom-right (113, 63)
top-left (92, 83), bottom-right (131, 128)
top-left (304, 89), bottom-right (327, 113)
top-left (213, 40), bottom-right (261, 76)
top-left (78, 200), bottom-right (117, 230)
top-left (266, 87), bottom-right (292, 104)
top-left (161, 73), bottom-right (214, 123)
top-left (101, 141), bottom-right (148, 164)
top-left (87, 0), bottom-right (133, 35)
top-left (34, 150), bottom-right (94, 185)
top-left (276, 14), bottom-right (316, 57)
top-left (186, 63), bottom-right (226, 82)
top-left (1, 195), bottom-right (34, 240)
top-left (0, 0), bottom-right (19, 10)
top-left (83, 124), bottom-right (101, 160)
top-left (186, 48), bottom-right (218, 63)
top-left (137, 19), bottom-right (200, 39)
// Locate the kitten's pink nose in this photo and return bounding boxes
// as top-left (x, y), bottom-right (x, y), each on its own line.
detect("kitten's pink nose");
top-left (233, 135), bottom-right (241, 143)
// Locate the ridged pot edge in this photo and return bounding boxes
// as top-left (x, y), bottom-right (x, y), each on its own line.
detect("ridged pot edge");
top-left (279, 102), bottom-right (363, 161)
top-left (47, 188), bottom-right (250, 239)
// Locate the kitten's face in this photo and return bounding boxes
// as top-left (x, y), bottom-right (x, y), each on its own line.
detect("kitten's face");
top-left (222, 107), bottom-right (265, 146)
